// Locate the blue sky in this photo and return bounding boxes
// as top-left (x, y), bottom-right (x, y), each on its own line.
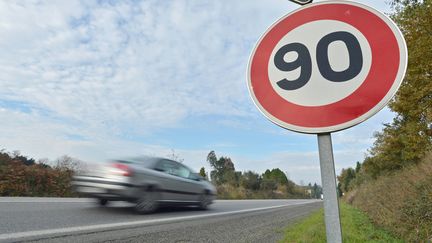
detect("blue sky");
top-left (0, 0), bottom-right (393, 184)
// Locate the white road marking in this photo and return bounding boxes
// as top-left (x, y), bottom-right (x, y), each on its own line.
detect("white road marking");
top-left (0, 201), bottom-right (317, 241)
top-left (0, 197), bottom-right (93, 203)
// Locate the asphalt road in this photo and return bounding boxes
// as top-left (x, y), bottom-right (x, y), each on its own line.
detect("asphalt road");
top-left (0, 197), bottom-right (322, 242)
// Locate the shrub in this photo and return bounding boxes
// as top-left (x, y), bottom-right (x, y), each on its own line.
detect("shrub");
top-left (0, 158), bottom-right (78, 197)
top-left (345, 153), bottom-right (432, 242)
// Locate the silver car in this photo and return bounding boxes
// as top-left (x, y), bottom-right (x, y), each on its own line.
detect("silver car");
top-left (72, 156), bottom-right (216, 214)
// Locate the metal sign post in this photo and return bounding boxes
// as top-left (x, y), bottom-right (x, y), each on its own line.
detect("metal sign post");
top-left (288, 1), bottom-right (343, 240)
top-left (318, 133), bottom-right (342, 242)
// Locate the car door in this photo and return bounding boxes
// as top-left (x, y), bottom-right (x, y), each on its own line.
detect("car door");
top-left (153, 159), bottom-right (184, 201)
top-left (170, 162), bottom-right (203, 201)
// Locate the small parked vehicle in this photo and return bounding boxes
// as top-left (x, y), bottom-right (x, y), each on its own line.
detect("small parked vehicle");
top-left (72, 156), bottom-right (216, 214)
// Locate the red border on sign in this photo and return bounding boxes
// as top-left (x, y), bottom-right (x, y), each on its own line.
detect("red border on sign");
top-left (250, 3), bottom-right (400, 128)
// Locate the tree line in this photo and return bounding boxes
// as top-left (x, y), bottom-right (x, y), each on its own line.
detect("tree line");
top-left (338, 0), bottom-right (432, 195)
top-left (201, 150), bottom-right (322, 199)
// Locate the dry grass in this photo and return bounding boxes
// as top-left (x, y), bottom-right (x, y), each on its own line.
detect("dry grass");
top-left (345, 153), bottom-right (432, 242)
top-left (215, 184), bottom-right (309, 199)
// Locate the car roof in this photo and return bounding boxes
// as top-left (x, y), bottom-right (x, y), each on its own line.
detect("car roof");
top-left (115, 156), bottom-right (181, 167)
top-left (113, 156), bottom-right (198, 173)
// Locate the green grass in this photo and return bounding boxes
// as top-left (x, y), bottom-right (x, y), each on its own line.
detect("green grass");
top-left (281, 203), bottom-right (403, 243)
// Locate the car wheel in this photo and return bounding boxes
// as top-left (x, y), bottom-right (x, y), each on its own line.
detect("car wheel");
top-left (135, 188), bottom-right (159, 214)
top-left (98, 198), bottom-right (109, 206)
top-left (198, 192), bottom-right (211, 210)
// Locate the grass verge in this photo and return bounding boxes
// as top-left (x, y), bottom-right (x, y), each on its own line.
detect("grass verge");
top-left (281, 202), bottom-right (402, 243)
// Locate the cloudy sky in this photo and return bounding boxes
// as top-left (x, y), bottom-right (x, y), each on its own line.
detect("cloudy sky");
top-left (0, 0), bottom-right (393, 184)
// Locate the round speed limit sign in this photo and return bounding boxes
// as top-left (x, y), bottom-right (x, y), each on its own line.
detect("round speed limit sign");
top-left (247, 1), bottom-right (407, 133)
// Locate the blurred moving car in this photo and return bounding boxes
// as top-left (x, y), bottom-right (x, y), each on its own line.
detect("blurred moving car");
top-left (72, 156), bottom-right (216, 214)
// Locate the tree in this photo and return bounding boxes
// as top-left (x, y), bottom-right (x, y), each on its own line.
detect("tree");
top-left (337, 182), bottom-right (343, 197)
top-left (240, 171), bottom-right (261, 191)
top-left (199, 167), bottom-right (207, 179)
top-left (285, 179), bottom-right (297, 195)
top-left (355, 161), bottom-right (362, 174)
top-left (308, 183), bottom-right (324, 199)
top-left (361, 1), bottom-right (432, 178)
top-left (364, 119), bottom-right (431, 178)
top-left (220, 157), bottom-right (237, 186)
top-left (262, 168), bottom-right (288, 185)
top-left (311, 183), bottom-right (323, 199)
top-left (261, 178), bottom-right (277, 191)
top-left (37, 158), bottom-right (51, 169)
top-left (55, 155), bottom-right (84, 172)
top-left (207, 151), bottom-right (221, 179)
top-left (390, 0), bottom-right (432, 150)
top-left (207, 151), bottom-right (237, 185)
top-left (337, 168), bottom-right (356, 193)
top-left (9, 150), bottom-right (35, 166)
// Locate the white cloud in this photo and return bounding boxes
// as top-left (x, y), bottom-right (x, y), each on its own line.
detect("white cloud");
top-left (2, 0), bottom-right (285, 135)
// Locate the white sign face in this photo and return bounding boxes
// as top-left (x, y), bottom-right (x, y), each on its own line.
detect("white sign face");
top-left (248, 1), bottom-right (407, 134)
top-left (268, 20), bottom-right (373, 107)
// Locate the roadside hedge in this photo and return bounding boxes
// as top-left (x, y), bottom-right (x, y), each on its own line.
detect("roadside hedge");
top-left (345, 154), bottom-right (432, 242)
top-left (0, 154), bottom-right (77, 197)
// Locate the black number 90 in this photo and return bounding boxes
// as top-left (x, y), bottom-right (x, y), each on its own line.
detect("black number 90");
top-left (274, 31), bottom-right (363, 91)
